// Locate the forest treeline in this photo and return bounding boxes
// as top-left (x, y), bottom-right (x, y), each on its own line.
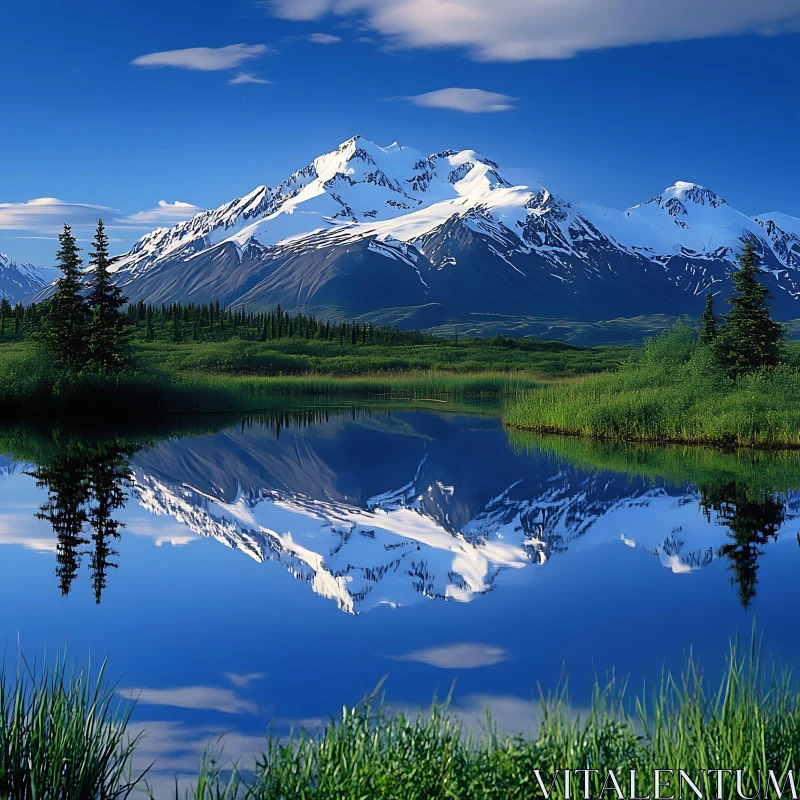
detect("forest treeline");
top-left (0, 223), bottom-right (433, 362)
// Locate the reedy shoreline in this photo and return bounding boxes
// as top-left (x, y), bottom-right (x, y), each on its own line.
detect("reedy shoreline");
top-left (3, 639), bottom-right (800, 800)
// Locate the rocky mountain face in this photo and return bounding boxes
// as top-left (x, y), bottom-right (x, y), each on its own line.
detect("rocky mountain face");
top-left (24, 136), bottom-right (799, 326)
top-left (128, 412), bottom-right (739, 614)
top-left (0, 253), bottom-right (56, 304)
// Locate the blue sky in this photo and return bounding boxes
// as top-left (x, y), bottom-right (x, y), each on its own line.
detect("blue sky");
top-left (2, 0), bottom-right (800, 265)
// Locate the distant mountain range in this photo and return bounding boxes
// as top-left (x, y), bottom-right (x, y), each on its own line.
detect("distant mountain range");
top-left (16, 136), bottom-right (800, 329)
top-left (0, 253), bottom-right (56, 305)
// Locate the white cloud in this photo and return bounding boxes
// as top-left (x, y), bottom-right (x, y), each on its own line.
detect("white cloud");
top-left (131, 44), bottom-right (270, 71)
top-left (228, 71), bottom-right (271, 84)
top-left (114, 200), bottom-right (204, 226)
top-left (386, 642), bottom-right (510, 668)
top-left (405, 88), bottom-right (514, 113)
top-left (117, 685), bottom-right (258, 714)
top-left (262, 0), bottom-right (330, 20)
top-left (306, 32), bottom-right (342, 44)
top-left (0, 198), bottom-right (204, 234)
top-left (125, 719), bottom-right (267, 796)
top-left (225, 672), bottom-right (267, 688)
top-left (265, 0), bottom-right (800, 60)
top-left (0, 198), bottom-right (113, 232)
top-left (448, 693), bottom-right (541, 734)
top-left (0, 513), bottom-right (57, 553)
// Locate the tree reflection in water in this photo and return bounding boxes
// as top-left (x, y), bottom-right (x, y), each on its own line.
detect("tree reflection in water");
top-left (29, 442), bottom-right (137, 603)
top-left (700, 481), bottom-right (785, 609)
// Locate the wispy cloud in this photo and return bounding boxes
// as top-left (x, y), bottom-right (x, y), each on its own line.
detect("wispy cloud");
top-left (261, 0), bottom-right (329, 21)
top-left (114, 200), bottom-right (203, 226)
top-left (225, 672), bottom-right (267, 688)
top-left (117, 685), bottom-right (258, 714)
top-left (131, 44), bottom-right (271, 71)
top-left (265, 0), bottom-right (800, 61)
top-left (404, 88), bottom-right (515, 113)
top-left (228, 71), bottom-right (271, 84)
top-left (386, 643), bottom-right (510, 668)
top-left (306, 32), bottom-right (341, 44)
top-left (0, 513), bottom-right (57, 553)
top-left (125, 719), bottom-right (268, 796)
top-left (0, 197), bottom-right (204, 234)
top-left (0, 198), bottom-right (114, 232)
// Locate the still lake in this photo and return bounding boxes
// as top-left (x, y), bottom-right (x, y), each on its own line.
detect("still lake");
top-left (1, 405), bottom-right (799, 787)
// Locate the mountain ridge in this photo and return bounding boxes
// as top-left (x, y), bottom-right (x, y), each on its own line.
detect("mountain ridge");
top-left (0, 253), bottom-right (57, 305)
top-left (23, 136), bottom-right (800, 326)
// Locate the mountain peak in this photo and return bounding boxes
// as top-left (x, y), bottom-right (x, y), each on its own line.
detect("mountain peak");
top-left (0, 252), bottom-right (57, 303)
top-left (75, 137), bottom-right (800, 323)
top-left (649, 182), bottom-right (728, 215)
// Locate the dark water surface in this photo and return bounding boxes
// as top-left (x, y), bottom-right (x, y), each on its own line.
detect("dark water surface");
top-left (1, 407), bottom-right (799, 788)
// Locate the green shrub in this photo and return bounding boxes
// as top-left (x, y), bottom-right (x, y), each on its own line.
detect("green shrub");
top-left (504, 325), bottom-right (800, 446)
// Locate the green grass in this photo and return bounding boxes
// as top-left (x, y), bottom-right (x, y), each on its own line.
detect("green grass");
top-left (504, 324), bottom-right (800, 448)
top-left (126, 337), bottom-right (625, 378)
top-left (5, 639), bottom-right (800, 799)
top-left (0, 338), bottom-right (622, 415)
top-left (0, 656), bottom-right (142, 799)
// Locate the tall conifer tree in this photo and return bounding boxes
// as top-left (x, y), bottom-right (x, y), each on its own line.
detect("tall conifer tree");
top-left (715, 239), bottom-right (782, 377)
top-left (87, 220), bottom-right (127, 371)
top-left (46, 224), bottom-right (88, 369)
top-left (698, 292), bottom-right (718, 346)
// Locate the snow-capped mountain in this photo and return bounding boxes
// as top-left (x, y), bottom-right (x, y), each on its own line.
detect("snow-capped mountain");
top-left (0, 253), bottom-right (56, 305)
top-left (126, 412), bottom-right (772, 614)
top-left (25, 136), bottom-right (800, 324)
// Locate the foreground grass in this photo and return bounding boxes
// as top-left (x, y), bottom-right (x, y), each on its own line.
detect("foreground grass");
top-left (4, 641), bottom-right (800, 799)
top-left (0, 657), bottom-right (142, 799)
top-left (0, 338), bottom-right (621, 415)
top-left (504, 325), bottom-right (800, 447)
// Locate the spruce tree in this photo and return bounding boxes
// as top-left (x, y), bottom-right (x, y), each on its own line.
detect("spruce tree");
top-left (698, 292), bottom-right (718, 346)
top-left (715, 239), bottom-right (782, 377)
top-left (87, 220), bottom-right (127, 371)
top-left (45, 225), bottom-right (89, 369)
top-left (145, 306), bottom-right (155, 342)
top-left (172, 312), bottom-right (182, 343)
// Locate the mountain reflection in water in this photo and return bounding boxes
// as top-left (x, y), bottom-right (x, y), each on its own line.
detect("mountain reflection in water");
top-left (4, 409), bottom-right (799, 611)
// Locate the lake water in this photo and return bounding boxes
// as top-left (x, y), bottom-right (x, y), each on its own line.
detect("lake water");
top-left (2, 406), bottom-right (800, 790)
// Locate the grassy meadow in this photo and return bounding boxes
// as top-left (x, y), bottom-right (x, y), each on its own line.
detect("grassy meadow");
top-left (0, 337), bottom-right (624, 415)
top-left (504, 324), bottom-right (800, 448)
top-left (4, 641), bottom-right (800, 799)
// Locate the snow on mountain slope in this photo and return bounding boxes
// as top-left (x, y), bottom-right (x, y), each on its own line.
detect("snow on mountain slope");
top-left (29, 135), bottom-right (800, 322)
top-left (754, 212), bottom-right (800, 268)
top-left (0, 253), bottom-right (56, 304)
top-left (111, 137), bottom-right (799, 273)
top-left (577, 183), bottom-right (769, 261)
top-left (758, 212), bottom-right (800, 237)
top-left (110, 137), bottom-right (509, 277)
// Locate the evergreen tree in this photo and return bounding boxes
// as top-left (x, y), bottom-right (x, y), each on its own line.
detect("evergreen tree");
top-left (698, 292), bottom-right (718, 346)
top-left (172, 312), bottom-right (182, 343)
top-left (87, 219), bottom-right (128, 371)
top-left (715, 239), bottom-right (782, 377)
top-left (145, 306), bottom-right (155, 342)
top-left (700, 481), bottom-right (783, 609)
top-left (45, 225), bottom-right (89, 369)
